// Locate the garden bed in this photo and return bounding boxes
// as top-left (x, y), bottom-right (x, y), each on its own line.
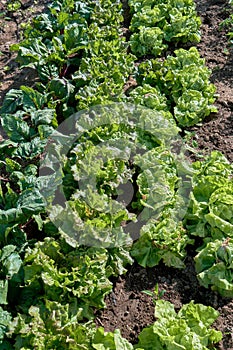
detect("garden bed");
top-left (0, 0), bottom-right (232, 349)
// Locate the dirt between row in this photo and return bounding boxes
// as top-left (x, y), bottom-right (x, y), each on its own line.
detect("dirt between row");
top-left (98, 1), bottom-right (233, 349)
top-left (0, 0), bottom-right (232, 349)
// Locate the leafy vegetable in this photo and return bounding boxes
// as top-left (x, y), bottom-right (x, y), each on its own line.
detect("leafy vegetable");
top-left (130, 144), bottom-right (193, 268)
top-left (131, 216), bottom-right (192, 268)
top-left (130, 27), bottom-right (167, 57)
top-left (92, 328), bottom-right (133, 350)
top-left (0, 307), bottom-right (11, 343)
top-left (128, 84), bottom-right (170, 113)
top-left (129, 0), bottom-right (201, 57)
top-left (195, 238), bottom-right (233, 297)
top-left (8, 301), bottom-right (96, 349)
top-left (183, 151), bottom-right (233, 297)
top-left (135, 300), bottom-right (222, 349)
top-left (22, 238), bottom-right (112, 310)
top-left (0, 0), bottom-right (225, 347)
top-left (40, 103), bottom-right (191, 261)
top-left (184, 151), bottom-right (233, 240)
top-left (136, 47), bottom-right (217, 127)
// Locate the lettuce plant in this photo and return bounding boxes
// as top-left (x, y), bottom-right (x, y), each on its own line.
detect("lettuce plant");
top-left (195, 238), bottom-right (233, 298)
top-left (129, 0), bottom-right (201, 57)
top-left (0, 0), bottom-right (226, 346)
top-left (40, 103), bottom-right (192, 268)
top-left (130, 27), bottom-right (167, 57)
top-left (184, 151), bottom-right (233, 241)
top-left (184, 151), bottom-right (233, 297)
top-left (135, 300), bottom-right (222, 349)
top-left (136, 47), bottom-right (217, 127)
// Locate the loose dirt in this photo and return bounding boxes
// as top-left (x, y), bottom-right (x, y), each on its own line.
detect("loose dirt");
top-left (0, 0), bottom-right (232, 349)
top-left (96, 2), bottom-right (233, 349)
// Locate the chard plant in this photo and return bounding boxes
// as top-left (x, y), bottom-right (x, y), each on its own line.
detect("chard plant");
top-left (0, 0), bottom-right (228, 347)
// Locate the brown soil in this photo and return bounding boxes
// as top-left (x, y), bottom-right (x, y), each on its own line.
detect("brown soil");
top-left (0, 0), bottom-right (49, 139)
top-left (95, 257), bottom-right (233, 349)
top-left (188, 0), bottom-right (233, 164)
top-left (0, 0), bottom-right (51, 100)
top-left (96, 1), bottom-right (233, 349)
top-left (0, 0), bottom-right (232, 349)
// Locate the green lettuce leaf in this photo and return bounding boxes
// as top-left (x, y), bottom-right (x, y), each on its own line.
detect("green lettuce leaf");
top-left (8, 301), bottom-right (96, 349)
top-left (195, 239), bottom-right (233, 297)
top-left (92, 328), bottom-right (133, 350)
top-left (136, 47), bottom-right (217, 126)
top-left (184, 151), bottom-right (233, 240)
top-left (21, 238), bottom-right (115, 311)
top-left (135, 300), bottom-right (222, 349)
top-left (0, 307), bottom-right (12, 343)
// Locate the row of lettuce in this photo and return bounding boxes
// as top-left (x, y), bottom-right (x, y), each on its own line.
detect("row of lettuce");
top-left (0, 0), bottom-right (232, 348)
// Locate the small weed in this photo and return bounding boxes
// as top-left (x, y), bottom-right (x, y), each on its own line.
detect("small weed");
top-left (3, 66), bottom-right (10, 72)
top-left (142, 283), bottom-right (166, 303)
top-left (223, 48), bottom-right (230, 55)
top-left (219, 1), bottom-right (233, 46)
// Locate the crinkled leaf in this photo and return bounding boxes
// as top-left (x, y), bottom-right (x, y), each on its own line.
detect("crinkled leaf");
top-left (0, 306), bottom-right (11, 340)
top-left (92, 328), bottom-right (133, 350)
top-left (135, 300), bottom-right (222, 349)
